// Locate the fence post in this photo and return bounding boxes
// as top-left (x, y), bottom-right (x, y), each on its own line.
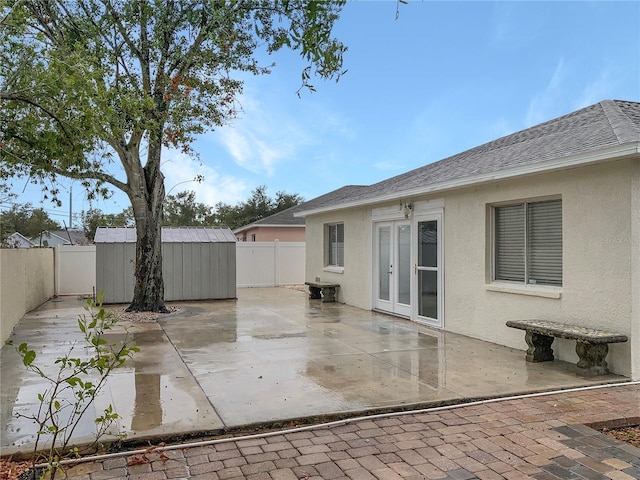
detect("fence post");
top-left (274, 239), bottom-right (280, 286)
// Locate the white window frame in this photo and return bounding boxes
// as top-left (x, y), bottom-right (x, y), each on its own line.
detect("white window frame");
top-left (492, 198), bottom-right (562, 287)
top-left (325, 223), bottom-right (344, 269)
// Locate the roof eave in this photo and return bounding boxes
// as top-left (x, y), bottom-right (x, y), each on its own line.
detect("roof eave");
top-left (296, 142), bottom-right (640, 217)
top-left (233, 224), bottom-right (305, 233)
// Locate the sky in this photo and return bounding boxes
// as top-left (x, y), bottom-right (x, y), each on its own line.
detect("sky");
top-left (4, 0), bottom-right (640, 227)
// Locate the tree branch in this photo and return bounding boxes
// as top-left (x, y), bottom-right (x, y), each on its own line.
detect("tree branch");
top-left (0, 93), bottom-right (72, 138)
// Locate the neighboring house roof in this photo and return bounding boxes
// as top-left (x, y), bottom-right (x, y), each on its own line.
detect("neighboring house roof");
top-left (94, 226), bottom-right (237, 243)
top-left (234, 185), bottom-right (368, 234)
top-left (49, 229), bottom-right (91, 245)
top-left (297, 100), bottom-right (640, 216)
top-left (31, 231), bottom-right (71, 246)
top-left (4, 232), bottom-right (35, 248)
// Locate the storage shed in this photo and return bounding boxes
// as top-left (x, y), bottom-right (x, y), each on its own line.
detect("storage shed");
top-left (95, 226), bottom-right (236, 303)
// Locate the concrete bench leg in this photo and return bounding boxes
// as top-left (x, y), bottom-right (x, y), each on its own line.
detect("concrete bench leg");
top-left (576, 342), bottom-right (609, 376)
top-left (524, 331), bottom-right (554, 362)
top-left (321, 287), bottom-right (336, 303)
top-left (308, 286), bottom-right (322, 300)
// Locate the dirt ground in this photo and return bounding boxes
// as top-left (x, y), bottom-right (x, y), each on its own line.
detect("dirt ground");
top-left (602, 424), bottom-right (640, 448)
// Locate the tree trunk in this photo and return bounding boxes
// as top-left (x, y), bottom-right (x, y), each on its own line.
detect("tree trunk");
top-left (126, 139), bottom-right (168, 313)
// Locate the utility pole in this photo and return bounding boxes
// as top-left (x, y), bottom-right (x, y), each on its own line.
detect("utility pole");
top-left (69, 186), bottom-right (72, 228)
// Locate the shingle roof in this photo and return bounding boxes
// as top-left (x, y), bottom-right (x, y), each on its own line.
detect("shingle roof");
top-left (299, 100), bottom-right (640, 214)
top-left (50, 229), bottom-right (91, 245)
top-left (94, 226), bottom-right (236, 243)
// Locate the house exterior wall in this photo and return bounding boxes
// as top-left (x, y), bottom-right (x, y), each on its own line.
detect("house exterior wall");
top-left (444, 159), bottom-right (634, 377)
top-left (237, 226), bottom-right (305, 242)
top-left (0, 248), bottom-right (54, 343)
top-left (306, 206), bottom-right (372, 308)
top-left (305, 158), bottom-right (637, 377)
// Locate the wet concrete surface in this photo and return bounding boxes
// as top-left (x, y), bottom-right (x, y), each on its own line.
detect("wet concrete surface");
top-left (0, 287), bottom-right (627, 455)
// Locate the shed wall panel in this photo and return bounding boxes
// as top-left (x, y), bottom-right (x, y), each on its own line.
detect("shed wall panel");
top-left (97, 232), bottom-right (235, 303)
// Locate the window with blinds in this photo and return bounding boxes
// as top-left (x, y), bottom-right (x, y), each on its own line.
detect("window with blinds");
top-left (494, 199), bottom-right (562, 286)
top-left (327, 223), bottom-right (344, 267)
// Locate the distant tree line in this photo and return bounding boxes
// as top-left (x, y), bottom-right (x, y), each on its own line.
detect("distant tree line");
top-left (0, 203), bottom-right (62, 242)
top-left (1, 186), bottom-right (303, 243)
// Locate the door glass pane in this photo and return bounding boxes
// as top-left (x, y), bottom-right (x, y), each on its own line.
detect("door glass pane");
top-left (419, 270), bottom-right (438, 319)
top-left (397, 225), bottom-right (411, 305)
top-left (418, 221), bottom-right (437, 267)
top-left (378, 227), bottom-right (390, 301)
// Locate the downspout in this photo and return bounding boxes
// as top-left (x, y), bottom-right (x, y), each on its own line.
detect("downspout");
top-left (631, 160), bottom-right (640, 381)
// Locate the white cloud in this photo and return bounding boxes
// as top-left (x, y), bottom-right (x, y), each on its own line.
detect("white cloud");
top-left (373, 161), bottom-right (407, 171)
top-left (526, 59), bottom-right (566, 126)
top-left (161, 149), bottom-right (247, 207)
top-left (573, 69), bottom-right (613, 110)
top-left (215, 91), bottom-right (312, 176)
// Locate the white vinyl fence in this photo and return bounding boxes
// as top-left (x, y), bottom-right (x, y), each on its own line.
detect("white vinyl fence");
top-left (236, 241), bottom-right (305, 287)
top-left (55, 244), bottom-right (96, 296)
top-left (52, 241), bottom-right (305, 295)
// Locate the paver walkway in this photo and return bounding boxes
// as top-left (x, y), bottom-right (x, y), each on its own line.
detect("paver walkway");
top-left (63, 383), bottom-right (640, 480)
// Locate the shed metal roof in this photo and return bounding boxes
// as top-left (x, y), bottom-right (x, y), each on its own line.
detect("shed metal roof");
top-left (94, 226), bottom-right (237, 243)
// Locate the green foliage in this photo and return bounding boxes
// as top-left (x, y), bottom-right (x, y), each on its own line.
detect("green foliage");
top-left (1, 0), bottom-right (345, 310)
top-left (163, 190), bottom-right (216, 227)
top-left (0, 0), bottom-right (346, 201)
top-left (80, 207), bottom-right (134, 242)
top-left (213, 185), bottom-right (304, 230)
top-left (13, 293), bottom-right (138, 479)
top-left (0, 203), bottom-right (62, 242)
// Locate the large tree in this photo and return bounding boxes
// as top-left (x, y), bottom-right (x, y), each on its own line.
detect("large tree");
top-left (0, 0), bottom-right (346, 311)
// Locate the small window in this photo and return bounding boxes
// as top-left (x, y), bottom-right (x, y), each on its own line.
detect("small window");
top-left (251, 234), bottom-right (256, 242)
top-left (326, 223), bottom-right (344, 267)
top-left (494, 199), bottom-right (562, 286)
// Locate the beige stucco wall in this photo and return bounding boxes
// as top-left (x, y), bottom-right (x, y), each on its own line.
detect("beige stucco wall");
top-left (237, 226), bottom-right (305, 242)
top-left (305, 158), bottom-right (637, 377)
top-left (306, 206), bottom-right (372, 308)
top-left (445, 159), bottom-right (635, 376)
top-left (0, 248), bottom-right (55, 343)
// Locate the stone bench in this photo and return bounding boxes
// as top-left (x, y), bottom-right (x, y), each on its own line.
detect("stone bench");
top-left (506, 319), bottom-right (628, 377)
top-left (305, 281), bottom-right (339, 303)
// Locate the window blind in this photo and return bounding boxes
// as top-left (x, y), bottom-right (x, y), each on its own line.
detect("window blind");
top-left (329, 223), bottom-right (344, 267)
top-left (527, 200), bottom-right (562, 286)
top-left (495, 204), bottom-right (525, 282)
top-left (494, 199), bottom-right (562, 286)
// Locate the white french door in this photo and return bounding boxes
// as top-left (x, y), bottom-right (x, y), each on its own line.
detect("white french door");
top-left (374, 221), bottom-right (411, 317)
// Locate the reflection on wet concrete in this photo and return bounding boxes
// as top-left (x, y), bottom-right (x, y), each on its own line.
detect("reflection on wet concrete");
top-left (131, 374), bottom-right (162, 431)
top-left (1, 288), bottom-right (628, 454)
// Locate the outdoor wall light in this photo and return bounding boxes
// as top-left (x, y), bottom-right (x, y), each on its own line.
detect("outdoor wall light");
top-left (402, 201), bottom-right (414, 219)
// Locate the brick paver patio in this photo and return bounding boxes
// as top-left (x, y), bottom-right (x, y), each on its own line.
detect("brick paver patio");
top-left (63, 383), bottom-right (640, 480)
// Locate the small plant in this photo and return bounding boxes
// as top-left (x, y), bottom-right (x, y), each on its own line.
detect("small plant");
top-left (11, 293), bottom-right (138, 479)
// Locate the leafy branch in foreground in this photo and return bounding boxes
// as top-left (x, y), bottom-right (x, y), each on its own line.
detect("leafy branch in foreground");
top-left (12, 293), bottom-right (139, 480)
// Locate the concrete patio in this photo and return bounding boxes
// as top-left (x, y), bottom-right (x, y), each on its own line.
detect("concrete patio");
top-left (0, 287), bottom-right (628, 456)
